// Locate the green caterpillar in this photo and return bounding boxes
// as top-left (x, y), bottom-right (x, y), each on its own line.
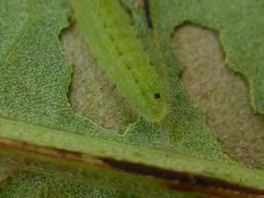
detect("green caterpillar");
top-left (71, 0), bottom-right (166, 122)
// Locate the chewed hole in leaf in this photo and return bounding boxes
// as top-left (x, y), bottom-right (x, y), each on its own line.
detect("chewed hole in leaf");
top-left (172, 23), bottom-right (264, 168)
top-left (59, 25), bottom-right (136, 131)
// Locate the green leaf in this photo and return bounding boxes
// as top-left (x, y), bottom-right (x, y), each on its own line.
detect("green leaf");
top-left (151, 0), bottom-right (264, 167)
top-left (0, 0), bottom-right (263, 197)
top-left (152, 0), bottom-right (264, 113)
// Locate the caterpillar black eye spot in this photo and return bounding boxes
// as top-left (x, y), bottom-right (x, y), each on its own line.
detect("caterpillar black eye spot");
top-left (154, 93), bottom-right (161, 99)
